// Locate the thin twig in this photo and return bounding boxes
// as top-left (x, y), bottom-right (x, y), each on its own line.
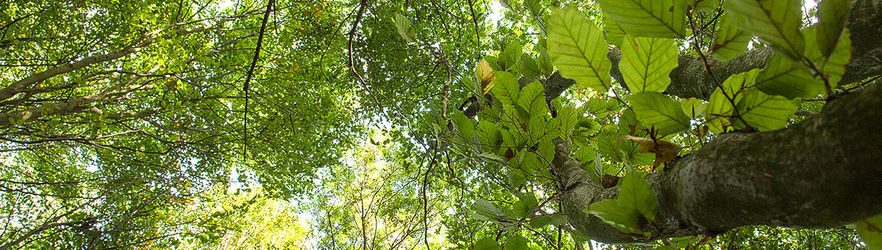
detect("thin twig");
top-left (242, 0), bottom-right (275, 167)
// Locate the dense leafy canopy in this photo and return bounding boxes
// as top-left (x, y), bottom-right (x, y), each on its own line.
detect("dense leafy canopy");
top-left (1, 0), bottom-right (881, 249)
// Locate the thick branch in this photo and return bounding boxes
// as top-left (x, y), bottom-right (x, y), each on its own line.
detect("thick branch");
top-left (560, 81), bottom-right (882, 243)
top-left (0, 46), bottom-right (141, 103)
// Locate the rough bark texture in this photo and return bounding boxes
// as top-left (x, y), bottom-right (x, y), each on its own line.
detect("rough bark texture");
top-left (556, 0), bottom-right (882, 243)
top-left (561, 79), bottom-right (882, 243)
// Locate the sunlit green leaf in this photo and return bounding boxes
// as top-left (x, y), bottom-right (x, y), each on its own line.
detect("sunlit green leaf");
top-left (618, 172), bottom-right (657, 221)
top-left (629, 92), bottom-right (691, 136)
top-left (548, 7), bottom-right (612, 91)
top-left (597, 0), bottom-right (687, 38)
top-left (856, 214), bottom-right (882, 249)
top-left (756, 53), bottom-right (825, 99)
top-left (709, 14), bottom-right (751, 62)
top-left (500, 42), bottom-right (523, 70)
top-left (393, 13), bottom-right (416, 43)
top-left (587, 199), bottom-right (643, 234)
top-left (805, 28), bottom-right (853, 90)
top-left (620, 36), bottom-right (678, 93)
top-left (680, 98), bottom-right (706, 119)
top-left (603, 18), bottom-right (627, 46)
top-left (737, 89), bottom-right (797, 131)
top-left (724, 0), bottom-right (804, 60)
top-left (491, 71), bottom-right (521, 105)
top-left (518, 81), bottom-right (549, 119)
top-left (504, 235), bottom-right (530, 250)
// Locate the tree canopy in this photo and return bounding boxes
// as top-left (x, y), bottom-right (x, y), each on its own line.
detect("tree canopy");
top-left (1, 0), bottom-right (881, 248)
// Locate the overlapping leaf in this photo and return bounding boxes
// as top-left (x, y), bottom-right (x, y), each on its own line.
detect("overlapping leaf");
top-left (709, 14), bottom-right (752, 62)
top-left (491, 71), bottom-right (520, 105)
top-left (724, 0), bottom-right (804, 60)
top-left (737, 89), bottom-right (797, 131)
top-left (618, 173), bottom-right (658, 222)
top-left (629, 92), bottom-right (691, 136)
top-left (805, 28), bottom-right (853, 90)
top-left (756, 53), bottom-right (825, 99)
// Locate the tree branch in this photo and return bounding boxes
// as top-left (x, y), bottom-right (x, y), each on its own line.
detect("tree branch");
top-left (560, 80), bottom-right (882, 243)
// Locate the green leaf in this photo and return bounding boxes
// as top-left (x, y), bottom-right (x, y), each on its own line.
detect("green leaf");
top-left (529, 215), bottom-right (553, 228)
top-left (550, 214), bottom-right (568, 226)
top-left (474, 199), bottom-right (504, 219)
top-left (619, 36), bottom-right (678, 92)
top-left (558, 104), bottom-right (579, 137)
top-left (542, 117), bottom-right (562, 141)
top-left (513, 198), bottom-right (531, 218)
top-left (597, 0), bottom-right (687, 38)
top-left (816, 0), bottom-right (851, 58)
top-left (756, 53), bottom-right (825, 99)
top-left (474, 238), bottom-right (500, 250)
top-left (527, 116), bottom-right (546, 143)
top-left (707, 69), bottom-right (760, 132)
top-left (508, 170), bottom-right (526, 187)
top-left (603, 18), bottom-right (627, 46)
top-left (500, 42), bottom-right (524, 70)
top-left (504, 235), bottom-right (530, 250)
top-left (629, 92), bottom-right (691, 136)
top-left (707, 88), bottom-right (734, 133)
top-left (737, 89), bottom-right (797, 131)
top-left (709, 14), bottom-right (752, 62)
top-left (491, 71), bottom-right (520, 106)
top-left (547, 7), bottom-right (613, 91)
top-left (587, 199), bottom-right (643, 234)
top-left (805, 28), bottom-right (852, 89)
top-left (618, 172), bottom-right (657, 221)
top-left (521, 150), bottom-right (541, 173)
top-left (452, 112), bottom-right (476, 143)
top-left (479, 153), bottom-right (505, 162)
top-left (679, 98), bottom-right (706, 119)
top-left (721, 68), bottom-right (760, 99)
top-left (689, 0), bottom-right (720, 12)
top-left (518, 81), bottom-right (549, 119)
top-left (477, 120), bottom-right (501, 149)
top-left (537, 138), bottom-right (556, 163)
top-left (393, 13), bottom-right (415, 43)
top-left (594, 151), bottom-right (603, 178)
top-left (518, 55), bottom-right (542, 80)
top-left (724, 0), bottom-right (804, 60)
top-left (536, 38), bottom-right (555, 75)
top-left (856, 214), bottom-right (882, 249)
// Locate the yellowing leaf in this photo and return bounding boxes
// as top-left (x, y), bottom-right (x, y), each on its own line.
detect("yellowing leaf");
top-left (616, 135), bottom-right (682, 169)
top-left (477, 59), bottom-right (496, 94)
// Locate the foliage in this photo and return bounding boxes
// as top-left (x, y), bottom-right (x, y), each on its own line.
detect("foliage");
top-left (0, 0), bottom-right (879, 248)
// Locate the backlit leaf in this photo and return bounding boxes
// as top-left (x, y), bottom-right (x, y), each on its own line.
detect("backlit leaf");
top-left (629, 92), bottom-right (691, 136)
top-left (618, 172), bottom-right (658, 221)
top-left (620, 36), bottom-right (679, 92)
top-left (548, 7), bottom-right (612, 91)
top-left (597, 0), bottom-right (687, 38)
top-left (724, 0), bottom-right (804, 60)
top-left (709, 14), bottom-right (751, 62)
